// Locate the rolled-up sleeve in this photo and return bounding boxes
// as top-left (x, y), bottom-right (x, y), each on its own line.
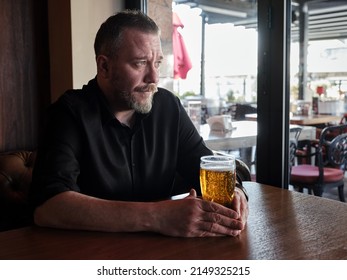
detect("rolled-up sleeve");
top-left (30, 98), bottom-right (82, 207)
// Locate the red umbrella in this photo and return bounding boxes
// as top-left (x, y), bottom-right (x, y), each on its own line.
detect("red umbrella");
top-left (172, 12), bottom-right (192, 79)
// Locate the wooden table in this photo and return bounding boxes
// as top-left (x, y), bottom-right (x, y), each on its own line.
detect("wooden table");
top-left (1, 182), bottom-right (346, 260)
top-left (201, 121), bottom-right (316, 150)
top-left (245, 113), bottom-right (341, 126)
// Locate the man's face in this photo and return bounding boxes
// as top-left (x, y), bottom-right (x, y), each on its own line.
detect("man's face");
top-left (106, 28), bottom-right (163, 113)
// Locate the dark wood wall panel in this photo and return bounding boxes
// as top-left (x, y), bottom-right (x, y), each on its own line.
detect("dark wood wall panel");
top-left (0, 0), bottom-right (50, 152)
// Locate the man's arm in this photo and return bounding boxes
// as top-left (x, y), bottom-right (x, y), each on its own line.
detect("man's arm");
top-left (34, 189), bottom-right (246, 237)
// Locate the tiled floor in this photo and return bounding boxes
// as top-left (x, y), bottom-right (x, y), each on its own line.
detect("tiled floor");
top-left (321, 182), bottom-right (347, 202)
top-left (250, 171), bottom-right (346, 203)
top-left (288, 185), bottom-right (345, 202)
top-left (288, 177), bottom-right (347, 203)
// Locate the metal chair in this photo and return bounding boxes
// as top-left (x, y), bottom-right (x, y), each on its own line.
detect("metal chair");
top-left (290, 123), bottom-right (347, 202)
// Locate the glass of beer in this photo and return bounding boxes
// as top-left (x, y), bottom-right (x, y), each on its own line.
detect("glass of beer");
top-left (200, 155), bottom-right (236, 208)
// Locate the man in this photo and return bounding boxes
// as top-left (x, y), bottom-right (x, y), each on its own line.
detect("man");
top-left (31, 10), bottom-right (248, 237)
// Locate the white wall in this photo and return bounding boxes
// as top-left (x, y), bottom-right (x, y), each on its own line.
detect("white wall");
top-left (70, 0), bottom-right (124, 88)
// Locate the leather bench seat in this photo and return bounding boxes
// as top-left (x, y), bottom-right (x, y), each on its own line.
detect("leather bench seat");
top-left (0, 151), bottom-right (36, 231)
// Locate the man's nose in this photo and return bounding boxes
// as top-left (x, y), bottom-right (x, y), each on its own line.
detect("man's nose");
top-left (145, 64), bottom-right (159, 84)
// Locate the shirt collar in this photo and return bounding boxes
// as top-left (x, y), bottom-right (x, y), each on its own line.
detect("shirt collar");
top-left (85, 78), bottom-right (151, 127)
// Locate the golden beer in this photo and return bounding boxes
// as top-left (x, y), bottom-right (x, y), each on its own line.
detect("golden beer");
top-left (200, 155), bottom-right (236, 208)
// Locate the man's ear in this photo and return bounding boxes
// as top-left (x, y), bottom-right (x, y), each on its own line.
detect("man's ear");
top-left (96, 55), bottom-right (109, 78)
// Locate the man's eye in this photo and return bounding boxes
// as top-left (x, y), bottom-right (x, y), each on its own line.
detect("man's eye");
top-left (155, 61), bottom-right (162, 68)
top-left (135, 61), bottom-right (147, 67)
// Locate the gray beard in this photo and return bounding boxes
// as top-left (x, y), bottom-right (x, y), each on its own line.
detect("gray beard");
top-left (131, 93), bottom-right (154, 114)
top-left (122, 84), bottom-right (158, 114)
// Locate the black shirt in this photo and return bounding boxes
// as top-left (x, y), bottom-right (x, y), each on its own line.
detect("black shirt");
top-left (31, 78), bottom-right (212, 206)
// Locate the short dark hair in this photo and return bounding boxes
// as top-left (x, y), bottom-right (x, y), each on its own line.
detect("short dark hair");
top-left (94, 10), bottom-right (160, 58)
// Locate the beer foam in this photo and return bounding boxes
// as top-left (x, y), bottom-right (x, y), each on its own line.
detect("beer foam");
top-left (201, 164), bottom-right (234, 172)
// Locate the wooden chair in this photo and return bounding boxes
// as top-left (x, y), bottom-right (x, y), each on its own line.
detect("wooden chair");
top-left (290, 123), bottom-right (347, 202)
top-left (340, 113), bottom-right (347, 124)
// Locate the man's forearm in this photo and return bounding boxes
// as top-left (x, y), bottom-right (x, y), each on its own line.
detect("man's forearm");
top-left (33, 191), bottom-right (158, 233)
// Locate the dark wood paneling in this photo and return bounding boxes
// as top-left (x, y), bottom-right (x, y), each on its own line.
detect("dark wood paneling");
top-left (0, 0), bottom-right (50, 152)
top-left (47, 0), bottom-right (72, 103)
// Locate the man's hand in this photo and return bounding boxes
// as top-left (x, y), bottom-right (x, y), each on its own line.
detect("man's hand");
top-left (151, 189), bottom-right (248, 237)
top-left (229, 187), bottom-right (249, 236)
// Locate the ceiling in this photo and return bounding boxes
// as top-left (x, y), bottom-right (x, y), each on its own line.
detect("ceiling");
top-left (173, 0), bottom-right (347, 41)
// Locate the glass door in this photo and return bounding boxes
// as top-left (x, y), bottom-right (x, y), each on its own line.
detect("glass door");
top-left (170, 0), bottom-right (258, 175)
